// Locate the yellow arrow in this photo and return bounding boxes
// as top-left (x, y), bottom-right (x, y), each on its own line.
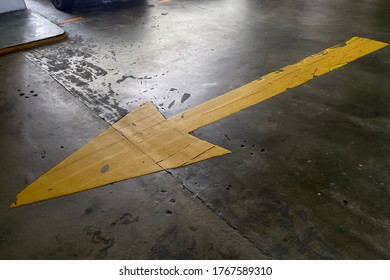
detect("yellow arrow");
top-left (11, 37), bottom-right (388, 207)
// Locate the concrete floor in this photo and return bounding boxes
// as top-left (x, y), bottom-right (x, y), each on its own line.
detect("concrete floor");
top-left (0, 0), bottom-right (389, 259)
top-left (0, 9), bottom-right (64, 52)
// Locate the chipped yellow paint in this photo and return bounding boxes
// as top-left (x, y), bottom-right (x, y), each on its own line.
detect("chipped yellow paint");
top-left (0, 33), bottom-right (67, 56)
top-left (11, 37), bottom-right (388, 207)
top-left (58, 17), bottom-right (84, 24)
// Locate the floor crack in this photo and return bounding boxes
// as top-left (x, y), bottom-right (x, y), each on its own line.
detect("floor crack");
top-left (164, 169), bottom-right (275, 259)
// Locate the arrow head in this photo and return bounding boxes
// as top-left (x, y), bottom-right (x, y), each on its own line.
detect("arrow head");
top-left (11, 102), bottom-right (230, 207)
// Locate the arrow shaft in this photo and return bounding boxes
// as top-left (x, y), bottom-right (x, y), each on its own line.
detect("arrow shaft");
top-left (170, 37), bottom-right (388, 133)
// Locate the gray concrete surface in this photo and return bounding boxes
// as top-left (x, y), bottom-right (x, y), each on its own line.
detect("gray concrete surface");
top-left (0, 9), bottom-right (64, 50)
top-left (0, 0), bottom-right (389, 259)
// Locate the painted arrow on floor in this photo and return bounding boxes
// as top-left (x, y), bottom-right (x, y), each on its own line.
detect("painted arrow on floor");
top-left (11, 37), bottom-right (388, 207)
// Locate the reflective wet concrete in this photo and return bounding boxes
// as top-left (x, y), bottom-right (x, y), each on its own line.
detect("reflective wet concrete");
top-left (0, 9), bottom-right (64, 52)
top-left (0, 0), bottom-right (389, 259)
